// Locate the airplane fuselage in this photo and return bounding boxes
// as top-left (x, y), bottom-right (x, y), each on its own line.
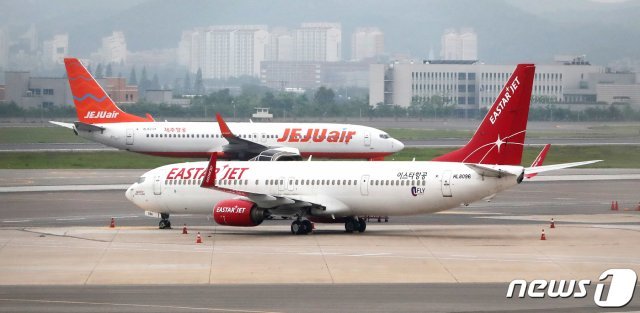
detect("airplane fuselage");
top-left (79, 122), bottom-right (402, 159)
top-left (127, 160), bottom-right (522, 217)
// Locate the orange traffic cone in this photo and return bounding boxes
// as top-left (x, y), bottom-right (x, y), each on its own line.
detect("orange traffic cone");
top-left (611, 201), bottom-right (618, 211)
top-left (540, 229), bottom-right (546, 241)
top-left (182, 224), bottom-right (188, 234)
top-left (550, 218), bottom-right (555, 229)
top-left (109, 217), bottom-right (115, 228)
top-left (636, 202), bottom-right (640, 211)
top-left (615, 201), bottom-right (619, 211)
top-left (196, 232), bottom-right (202, 244)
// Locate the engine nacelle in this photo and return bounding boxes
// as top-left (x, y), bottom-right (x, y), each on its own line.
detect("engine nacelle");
top-left (213, 199), bottom-right (265, 227)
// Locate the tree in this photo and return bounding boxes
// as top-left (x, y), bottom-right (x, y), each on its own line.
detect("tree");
top-left (105, 63), bottom-right (113, 77)
top-left (194, 68), bottom-right (205, 95)
top-left (95, 63), bottom-right (104, 78)
top-left (129, 66), bottom-right (137, 85)
top-left (151, 74), bottom-right (160, 90)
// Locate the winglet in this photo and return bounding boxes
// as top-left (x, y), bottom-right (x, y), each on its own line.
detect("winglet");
top-left (525, 144), bottom-right (551, 179)
top-left (216, 113), bottom-right (233, 138)
top-left (201, 154), bottom-right (218, 188)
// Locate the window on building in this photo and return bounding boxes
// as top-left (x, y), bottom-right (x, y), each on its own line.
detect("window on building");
top-left (458, 84), bottom-right (466, 92)
top-left (468, 73), bottom-right (476, 80)
top-left (458, 97), bottom-right (466, 104)
top-left (468, 85), bottom-right (475, 92)
top-left (468, 97), bottom-right (476, 105)
top-left (458, 72), bottom-right (466, 80)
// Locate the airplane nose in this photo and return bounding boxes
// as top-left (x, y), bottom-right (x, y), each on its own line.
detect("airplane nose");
top-left (393, 139), bottom-right (405, 151)
top-left (125, 185), bottom-right (135, 202)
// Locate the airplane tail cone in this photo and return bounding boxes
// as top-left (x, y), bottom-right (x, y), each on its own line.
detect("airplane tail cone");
top-left (109, 217), bottom-right (115, 228)
top-left (550, 218), bottom-right (555, 229)
top-left (182, 224), bottom-right (188, 234)
top-left (540, 229), bottom-right (546, 241)
top-left (196, 232), bottom-right (202, 244)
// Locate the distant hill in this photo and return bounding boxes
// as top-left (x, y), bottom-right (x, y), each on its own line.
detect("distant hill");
top-left (2, 0), bottom-right (639, 64)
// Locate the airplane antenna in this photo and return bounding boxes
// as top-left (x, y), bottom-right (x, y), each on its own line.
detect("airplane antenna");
top-left (308, 155), bottom-right (313, 161)
top-left (412, 157), bottom-right (415, 162)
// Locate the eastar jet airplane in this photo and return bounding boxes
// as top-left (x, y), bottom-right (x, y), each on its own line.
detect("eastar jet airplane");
top-left (126, 64), bottom-right (600, 232)
top-left (50, 58), bottom-right (403, 160)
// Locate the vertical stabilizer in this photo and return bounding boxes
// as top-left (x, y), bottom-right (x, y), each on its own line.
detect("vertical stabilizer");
top-left (433, 64), bottom-right (535, 165)
top-left (64, 58), bottom-right (152, 124)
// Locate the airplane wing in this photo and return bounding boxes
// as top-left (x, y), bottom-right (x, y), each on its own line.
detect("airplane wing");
top-left (525, 144), bottom-right (550, 179)
top-left (200, 154), bottom-right (350, 216)
top-left (524, 160), bottom-right (602, 176)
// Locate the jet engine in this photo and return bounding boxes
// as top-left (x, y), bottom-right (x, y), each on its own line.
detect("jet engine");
top-left (212, 199), bottom-right (267, 226)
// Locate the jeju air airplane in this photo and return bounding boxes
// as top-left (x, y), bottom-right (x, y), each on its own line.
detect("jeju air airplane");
top-left (126, 64), bottom-right (601, 232)
top-left (50, 58), bottom-right (403, 160)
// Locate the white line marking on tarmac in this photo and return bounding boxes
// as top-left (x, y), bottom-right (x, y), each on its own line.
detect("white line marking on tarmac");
top-left (346, 253), bottom-right (391, 257)
top-left (2, 219), bottom-right (32, 223)
top-left (0, 298), bottom-right (282, 313)
top-left (55, 217), bottom-right (86, 221)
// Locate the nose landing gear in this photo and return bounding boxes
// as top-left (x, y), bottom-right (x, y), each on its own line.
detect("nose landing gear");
top-left (158, 213), bottom-right (172, 229)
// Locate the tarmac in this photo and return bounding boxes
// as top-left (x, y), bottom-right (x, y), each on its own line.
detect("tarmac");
top-left (0, 169), bottom-right (639, 312)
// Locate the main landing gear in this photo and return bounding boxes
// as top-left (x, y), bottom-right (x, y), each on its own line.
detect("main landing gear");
top-left (159, 213), bottom-right (172, 229)
top-left (345, 217), bottom-right (366, 233)
top-left (290, 218), bottom-right (313, 235)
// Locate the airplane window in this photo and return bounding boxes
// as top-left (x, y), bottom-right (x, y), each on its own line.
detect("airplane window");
top-left (279, 180), bottom-right (284, 185)
top-left (385, 180), bottom-right (389, 185)
top-left (336, 180), bottom-right (340, 185)
top-left (353, 180), bottom-right (357, 185)
top-left (295, 180), bottom-right (298, 185)
top-left (391, 181), bottom-right (395, 186)
top-left (379, 133), bottom-right (390, 139)
top-left (146, 134), bottom-right (149, 138)
top-left (412, 180), bottom-right (416, 185)
top-left (321, 180), bottom-right (325, 185)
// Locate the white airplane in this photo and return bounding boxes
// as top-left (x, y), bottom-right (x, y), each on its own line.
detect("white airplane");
top-left (51, 58), bottom-right (403, 160)
top-left (126, 64), bottom-right (601, 232)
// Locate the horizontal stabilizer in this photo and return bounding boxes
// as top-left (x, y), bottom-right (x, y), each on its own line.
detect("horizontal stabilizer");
top-left (466, 163), bottom-right (520, 178)
top-left (49, 121), bottom-right (74, 129)
top-left (74, 121), bottom-right (105, 132)
top-left (524, 160), bottom-right (602, 176)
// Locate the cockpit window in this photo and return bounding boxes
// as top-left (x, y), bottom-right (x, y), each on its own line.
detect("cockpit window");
top-left (137, 177), bottom-right (146, 184)
top-left (379, 133), bottom-right (390, 139)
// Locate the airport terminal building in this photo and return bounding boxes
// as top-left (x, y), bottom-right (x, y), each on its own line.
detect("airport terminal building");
top-left (369, 57), bottom-right (640, 114)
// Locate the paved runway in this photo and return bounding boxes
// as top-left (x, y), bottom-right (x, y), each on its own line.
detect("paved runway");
top-left (2, 284), bottom-right (638, 313)
top-left (0, 169), bottom-right (639, 312)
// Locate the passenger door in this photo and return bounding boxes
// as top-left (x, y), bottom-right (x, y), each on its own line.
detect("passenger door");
top-left (364, 132), bottom-right (371, 147)
top-left (360, 175), bottom-right (369, 196)
top-left (153, 175), bottom-right (162, 195)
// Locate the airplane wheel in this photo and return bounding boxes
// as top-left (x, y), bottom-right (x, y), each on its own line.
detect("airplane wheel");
top-left (159, 220), bottom-right (170, 229)
top-left (357, 218), bottom-right (366, 233)
top-left (345, 218), bottom-right (356, 233)
top-left (291, 220), bottom-right (301, 235)
top-left (301, 220), bottom-right (312, 234)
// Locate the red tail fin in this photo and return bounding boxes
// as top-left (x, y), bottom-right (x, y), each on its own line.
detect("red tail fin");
top-left (64, 58), bottom-right (152, 124)
top-left (433, 64), bottom-right (535, 165)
